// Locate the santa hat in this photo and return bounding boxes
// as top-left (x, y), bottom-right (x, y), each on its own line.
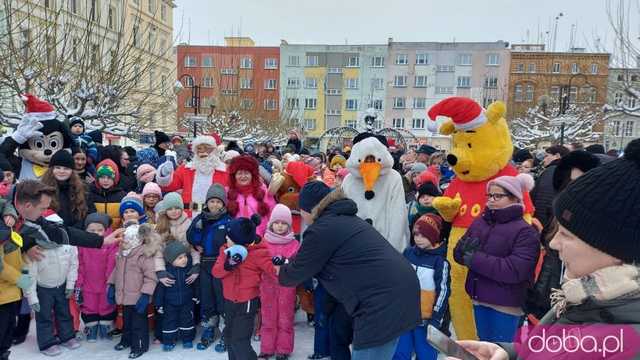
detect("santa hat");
top-left (192, 135), bottom-right (219, 148)
top-left (428, 97), bottom-right (486, 131)
top-left (21, 94), bottom-right (57, 121)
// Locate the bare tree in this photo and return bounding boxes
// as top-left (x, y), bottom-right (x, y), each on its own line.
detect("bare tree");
top-left (0, 0), bottom-right (177, 135)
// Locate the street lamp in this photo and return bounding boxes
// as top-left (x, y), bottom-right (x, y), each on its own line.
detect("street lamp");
top-left (175, 74), bottom-right (200, 137)
top-left (557, 72), bottom-right (589, 145)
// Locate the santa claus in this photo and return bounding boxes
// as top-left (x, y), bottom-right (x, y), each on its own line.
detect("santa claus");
top-left (156, 135), bottom-right (228, 216)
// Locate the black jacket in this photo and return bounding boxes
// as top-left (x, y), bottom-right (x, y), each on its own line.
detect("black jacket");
top-left (278, 190), bottom-right (421, 350)
top-left (20, 216), bottom-right (104, 251)
top-left (55, 181), bottom-right (97, 229)
top-left (530, 161), bottom-right (559, 233)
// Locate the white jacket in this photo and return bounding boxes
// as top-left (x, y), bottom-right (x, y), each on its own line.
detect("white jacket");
top-left (25, 245), bottom-right (78, 306)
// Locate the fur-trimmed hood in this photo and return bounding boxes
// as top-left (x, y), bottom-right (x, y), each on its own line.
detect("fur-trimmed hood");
top-left (311, 189), bottom-right (358, 221)
top-left (133, 223), bottom-right (162, 257)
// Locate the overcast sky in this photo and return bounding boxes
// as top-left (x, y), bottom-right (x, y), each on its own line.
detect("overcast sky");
top-left (173, 0), bottom-right (631, 55)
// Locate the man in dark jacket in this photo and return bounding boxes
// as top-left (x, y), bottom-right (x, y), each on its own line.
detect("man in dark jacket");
top-left (278, 181), bottom-right (420, 359)
top-left (530, 145), bottom-right (569, 233)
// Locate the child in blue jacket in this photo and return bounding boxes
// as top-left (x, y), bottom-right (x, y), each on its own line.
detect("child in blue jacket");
top-left (394, 213), bottom-right (450, 360)
top-left (186, 183), bottom-right (232, 350)
top-left (154, 240), bottom-right (196, 351)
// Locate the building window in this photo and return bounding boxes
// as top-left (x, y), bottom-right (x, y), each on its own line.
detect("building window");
top-left (89, 0), bottom-right (99, 21)
top-left (515, 63), bottom-right (524, 73)
top-left (372, 78), bottom-right (384, 90)
top-left (625, 121), bottom-right (634, 136)
top-left (345, 78), bottom-right (359, 89)
top-left (286, 98), bottom-right (300, 109)
top-left (373, 120), bottom-right (382, 130)
top-left (528, 63), bottom-right (536, 73)
top-left (240, 57), bottom-right (253, 69)
top-left (264, 99), bottom-right (277, 111)
top-left (569, 86), bottom-right (578, 103)
top-left (148, 27), bottom-right (157, 52)
top-left (590, 63), bottom-right (598, 74)
top-left (202, 56), bottom-right (213, 67)
top-left (371, 56), bottom-right (385, 67)
top-left (435, 87), bottom-right (454, 94)
top-left (458, 54), bottom-right (472, 66)
top-left (265, 58), bottom-right (278, 69)
top-left (264, 79), bottom-right (277, 90)
top-left (393, 75), bottom-right (407, 87)
top-left (571, 63), bottom-right (579, 74)
top-left (220, 68), bottom-right (237, 75)
top-left (525, 84), bottom-right (534, 102)
top-left (202, 76), bottom-right (214, 88)
top-left (413, 97), bottom-right (426, 109)
top-left (515, 84), bottom-right (523, 102)
top-left (436, 65), bottom-right (455, 72)
top-left (627, 97), bottom-right (637, 108)
top-left (582, 86), bottom-right (596, 103)
top-left (148, 0), bottom-right (156, 13)
top-left (617, 74), bottom-right (625, 81)
top-left (614, 92), bottom-right (624, 105)
top-left (392, 118), bottom-right (405, 129)
top-left (550, 86), bottom-right (560, 101)
top-left (345, 120), bottom-right (357, 128)
top-left (395, 54), bottom-right (408, 65)
top-left (161, 3), bottom-right (167, 20)
top-left (484, 76), bottom-right (498, 88)
top-left (612, 120), bottom-right (621, 136)
top-left (415, 75), bottom-right (427, 87)
top-left (287, 78), bottom-right (300, 89)
top-left (306, 55), bottom-right (319, 66)
top-left (184, 55), bottom-right (196, 67)
top-left (240, 78), bottom-right (253, 89)
top-left (346, 55), bottom-right (360, 67)
top-left (69, 0), bottom-right (77, 13)
top-left (326, 109), bottom-right (341, 116)
top-left (457, 76), bottom-right (471, 88)
top-left (370, 99), bottom-right (383, 110)
top-left (552, 62), bottom-right (561, 73)
top-left (185, 98), bottom-right (194, 108)
top-left (239, 99), bottom-right (253, 110)
top-left (412, 118), bottom-right (425, 129)
top-left (305, 98), bottom-right (317, 110)
top-left (304, 77), bottom-right (317, 89)
top-left (304, 118), bottom-right (316, 131)
top-left (328, 67), bottom-right (342, 74)
top-left (288, 56), bottom-right (299, 66)
top-left (416, 53), bottom-right (430, 65)
top-left (393, 97), bottom-right (406, 108)
top-left (108, 6), bottom-right (116, 29)
top-left (486, 53), bottom-right (500, 66)
top-left (345, 99), bottom-right (359, 111)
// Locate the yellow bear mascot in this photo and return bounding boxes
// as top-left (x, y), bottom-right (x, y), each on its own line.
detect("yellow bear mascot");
top-left (428, 97), bottom-right (534, 340)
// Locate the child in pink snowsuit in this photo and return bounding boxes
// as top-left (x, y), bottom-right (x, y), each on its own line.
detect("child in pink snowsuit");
top-left (76, 213), bottom-right (118, 341)
top-left (259, 204), bottom-right (300, 359)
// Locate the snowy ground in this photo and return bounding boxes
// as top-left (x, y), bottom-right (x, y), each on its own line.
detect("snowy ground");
top-left (11, 311), bottom-right (315, 360)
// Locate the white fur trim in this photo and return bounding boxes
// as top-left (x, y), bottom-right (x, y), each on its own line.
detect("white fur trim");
top-left (23, 112), bottom-right (57, 121)
top-left (191, 135), bottom-right (217, 147)
top-left (454, 111), bottom-right (486, 131)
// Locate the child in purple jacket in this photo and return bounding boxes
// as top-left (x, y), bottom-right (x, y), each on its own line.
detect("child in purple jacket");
top-left (453, 174), bottom-right (539, 343)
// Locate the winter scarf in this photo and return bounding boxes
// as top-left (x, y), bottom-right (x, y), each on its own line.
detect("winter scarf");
top-left (550, 264), bottom-right (640, 318)
top-left (264, 229), bottom-right (295, 245)
top-left (202, 207), bottom-right (227, 222)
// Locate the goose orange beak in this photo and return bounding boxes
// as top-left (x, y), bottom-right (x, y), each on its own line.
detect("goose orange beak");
top-left (359, 162), bottom-right (382, 200)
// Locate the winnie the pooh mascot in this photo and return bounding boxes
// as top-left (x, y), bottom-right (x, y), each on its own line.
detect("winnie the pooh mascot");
top-left (428, 97), bottom-right (534, 340)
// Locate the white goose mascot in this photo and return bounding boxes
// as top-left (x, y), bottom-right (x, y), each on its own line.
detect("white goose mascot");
top-left (341, 132), bottom-right (409, 252)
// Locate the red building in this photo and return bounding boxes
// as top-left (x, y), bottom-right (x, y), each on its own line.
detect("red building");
top-left (176, 38), bottom-right (280, 133)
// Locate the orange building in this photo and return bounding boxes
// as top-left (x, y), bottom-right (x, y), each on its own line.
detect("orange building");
top-left (175, 38), bottom-right (280, 133)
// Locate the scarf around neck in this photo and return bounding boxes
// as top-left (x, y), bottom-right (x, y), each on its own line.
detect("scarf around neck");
top-left (264, 229), bottom-right (294, 245)
top-left (550, 264), bottom-right (640, 318)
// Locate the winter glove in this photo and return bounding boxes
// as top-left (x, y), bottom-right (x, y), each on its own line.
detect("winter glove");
top-left (187, 264), bottom-right (200, 276)
top-left (222, 245), bottom-right (248, 271)
top-left (460, 236), bottom-right (481, 266)
top-left (106, 284), bottom-right (116, 305)
top-left (74, 288), bottom-right (83, 305)
top-left (31, 303), bottom-right (40, 312)
top-left (157, 160), bottom-right (174, 178)
top-left (223, 253), bottom-right (239, 272)
top-left (156, 306), bottom-right (164, 314)
top-left (135, 294), bottom-right (150, 314)
top-left (65, 288), bottom-right (74, 299)
top-left (272, 256), bottom-right (288, 266)
top-left (15, 274), bottom-right (33, 290)
top-left (12, 115), bottom-right (44, 145)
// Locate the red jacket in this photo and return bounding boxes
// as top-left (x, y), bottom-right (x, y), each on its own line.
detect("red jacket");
top-left (212, 241), bottom-right (277, 303)
top-left (160, 163), bottom-right (229, 207)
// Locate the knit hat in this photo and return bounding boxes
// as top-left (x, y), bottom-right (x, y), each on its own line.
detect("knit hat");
top-left (413, 213), bottom-right (443, 246)
top-left (96, 159), bottom-right (120, 184)
top-left (409, 163), bottom-right (428, 176)
top-left (552, 151), bottom-right (601, 192)
top-left (330, 155), bottom-right (346, 170)
top-left (553, 139), bottom-right (640, 264)
top-left (164, 240), bottom-right (188, 265)
top-left (142, 182), bottom-right (162, 198)
top-left (161, 192), bottom-right (183, 211)
top-left (418, 182), bottom-right (441, 198)
top-left (269, 204), bottom-right (292, 228)
top-left (227, 216), bottom-right (261, 245)
top-left (0, 157), bottom-right (13, 173)
top-left (136, 163), bottom-right (156, 183)
top-left (84, 212), bottom-right (112, 230)
top-left (120, 192), bottom-right (144, 216)
top-left (49, 150), bottom-right (74, 169)
top-left (206, 183), bottom-right (227, 205)
top-left (69, 116), bottom-right (84, 130)
top-left (299, 181), bottom-right (332, 213)
top-left (487, 173), bottom-right (535, 202)
top-left (154, 130), bottom-right (171, 146)
top-left (585, 144), bottom-right (606, 155)
top-left (513, 148), bottom-right (533, 163)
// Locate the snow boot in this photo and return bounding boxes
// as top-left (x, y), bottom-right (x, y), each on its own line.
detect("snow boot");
top-left (163, 343), bottom-right (176, 352)
top-left (86, 326), bottom-right (98, 343)
top-left (214, 335), bottom-right (226, 353)
top-left (258, 353), bottom-right (274, 359)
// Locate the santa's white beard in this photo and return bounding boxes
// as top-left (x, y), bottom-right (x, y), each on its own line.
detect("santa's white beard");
top-left (193, 154), bottom-right (219, 175)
